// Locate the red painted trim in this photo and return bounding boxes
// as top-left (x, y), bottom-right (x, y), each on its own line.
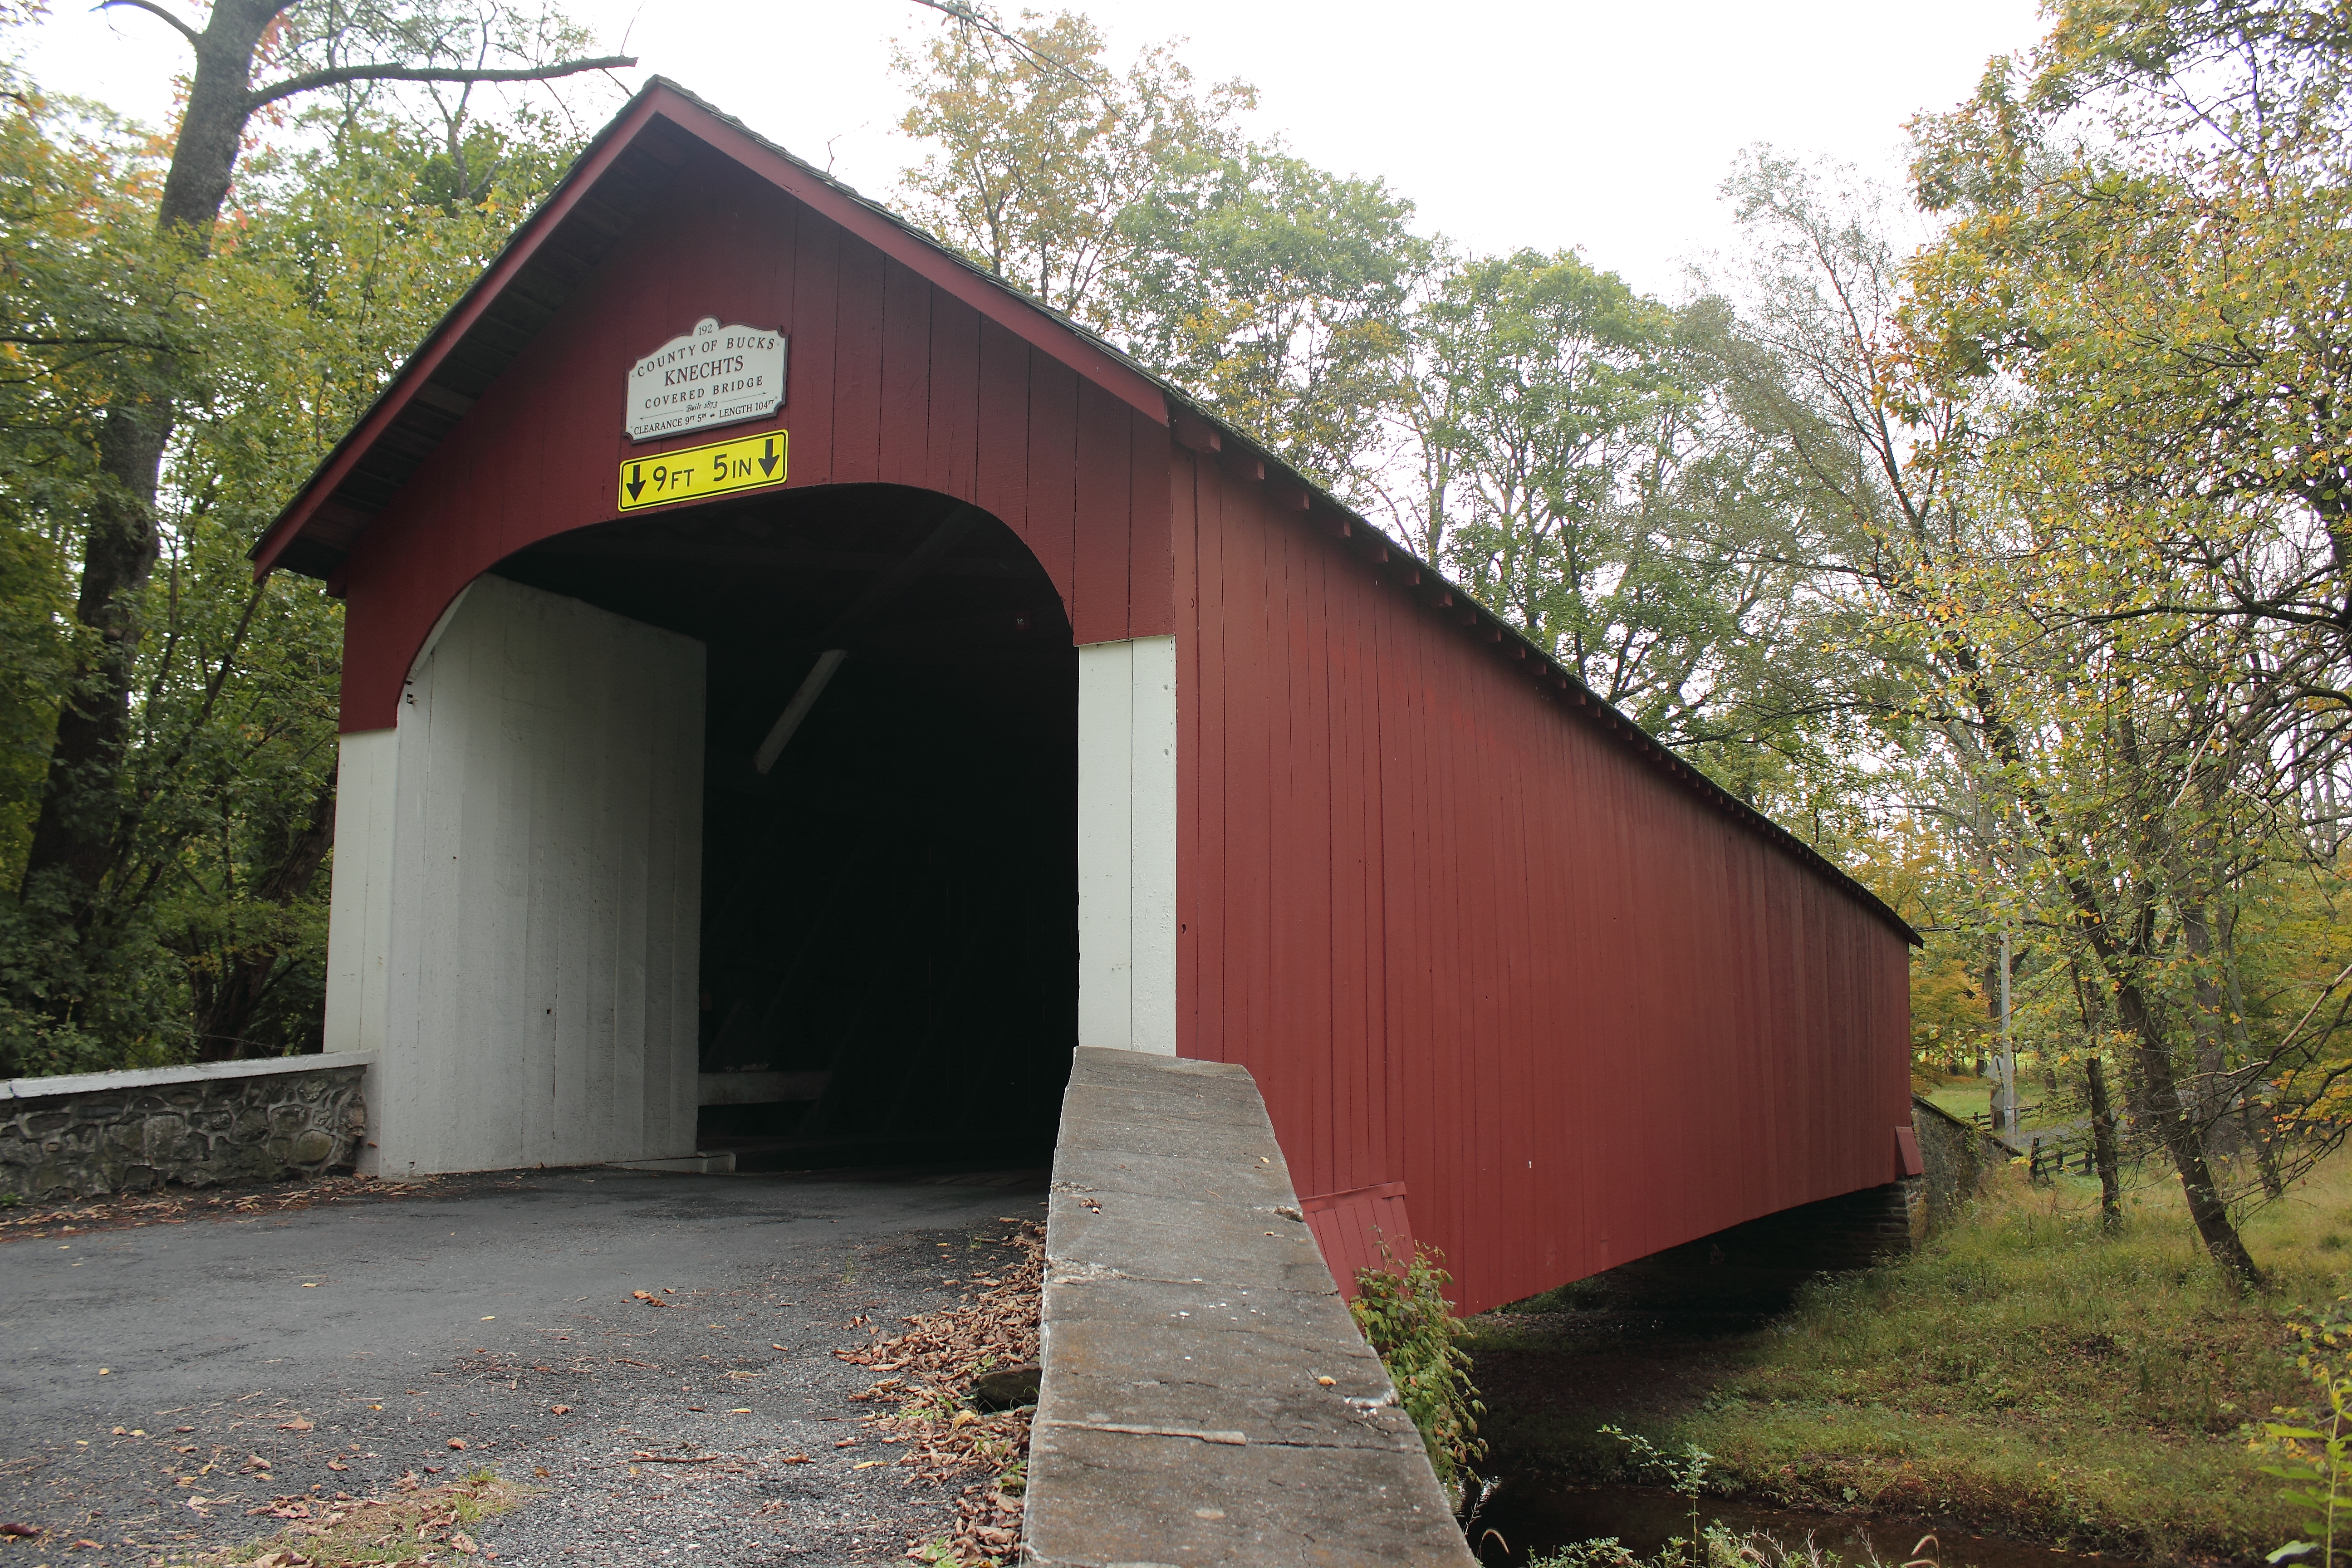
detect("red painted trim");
top-left (254, 84), bottom-right (1167, 580)
top-left (252, 93), bottom-right (671, 576)
top-left (1299, 1180), bottom-right (1409, 1212)
top-left (643, 88), bottom-right (1168, 425)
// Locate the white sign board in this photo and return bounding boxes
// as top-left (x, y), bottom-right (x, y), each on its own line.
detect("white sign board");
top-left (626, 317), bottom-right (788, 442)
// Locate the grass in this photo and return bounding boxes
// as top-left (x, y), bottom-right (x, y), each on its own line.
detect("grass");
top-left (1529, 1520), bottom-right (1926, 1568)
top-left (1913, 1072), bottom-right (2075, 1137)
top-left (1467, 1151), bottom-right (2352, 1563)
top-left (159, 1469), bottom-right (529, 1567)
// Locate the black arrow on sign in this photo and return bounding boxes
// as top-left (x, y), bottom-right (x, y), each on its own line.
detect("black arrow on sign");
top-left (758, 437), bottom-right (779, 478)
top-left (626, 464), bottom-right (645, 501)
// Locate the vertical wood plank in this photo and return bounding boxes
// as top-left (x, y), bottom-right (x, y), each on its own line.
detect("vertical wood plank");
top-left (1127, 408), bottom-right (1176, 637)
top-left (831, 235), bottom-right (887, 486)
top-left (877, 257), bottom-right (932, 489)
top-left (787, 203), bottom-right (841, 487)
top-left (1170, 449), bottom-right (1202, 1058)
top-left (1025, 357), bottom-right (1079, 628)
top-left (924, 292), bottom-right (981, 499)
top-left (1070, 380), bottom-right (1132, 645)
top-left (974, 320), bottom-right (1034, 579)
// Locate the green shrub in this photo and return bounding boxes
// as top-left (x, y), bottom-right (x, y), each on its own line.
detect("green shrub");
top-left (1351, 1243), bottom-right (1487, 1492)
top-left (2261, 1295), bottom-right (2352, 1568)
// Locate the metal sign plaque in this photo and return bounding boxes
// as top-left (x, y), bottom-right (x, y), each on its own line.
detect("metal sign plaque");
top-left (617, 429), bottom-right (789, 512)
top-left (626, 316), bottom-right (788, 442)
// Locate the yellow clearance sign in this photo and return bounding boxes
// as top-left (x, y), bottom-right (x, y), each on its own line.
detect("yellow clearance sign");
top-left (617, 428), bottom-right (789, 512)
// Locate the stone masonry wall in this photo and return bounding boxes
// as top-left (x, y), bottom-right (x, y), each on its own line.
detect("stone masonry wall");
top-left (1607, 1176), bottom-right (1927, 1305)
top-left (1911, 1092), bottom-right (2012, 1228)
top-left (0, 1054), bottom-right (370, 1202)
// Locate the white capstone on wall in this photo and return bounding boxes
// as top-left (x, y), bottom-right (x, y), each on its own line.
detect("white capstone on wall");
top-left (1076, 636), bottom-right (1177, 1055)
top-left (322, 573), bottom-right (706, 1176)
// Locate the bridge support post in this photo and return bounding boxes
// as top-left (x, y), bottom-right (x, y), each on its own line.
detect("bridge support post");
top-left (1076, 636), bottom-right (1177, 1056)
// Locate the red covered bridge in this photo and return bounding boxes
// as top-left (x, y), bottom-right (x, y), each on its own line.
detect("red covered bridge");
top-left (254, 80), bottom-right (1920, 1316)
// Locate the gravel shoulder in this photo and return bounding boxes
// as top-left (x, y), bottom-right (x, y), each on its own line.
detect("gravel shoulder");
top-left (0, 1165), bottom-right (1049, 1566)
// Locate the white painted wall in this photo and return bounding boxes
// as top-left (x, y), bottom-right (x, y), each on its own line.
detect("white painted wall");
top-left (323, 727), bottom-right (399, 1165)
top-left (322, 573), bottom-right (706, 1176)
top-left (1076, 635), bottom-right (1178, 1055)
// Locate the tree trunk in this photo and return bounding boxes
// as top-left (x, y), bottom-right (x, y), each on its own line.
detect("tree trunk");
top-left (1964, 671), bottom-right (2261, 1285)
top-left (2177, 897), bottom-right (2234, 1148)
top-left (16, 0), bottom-right (288, 921)
top-left (2085, 1054), bottom-right (2123, 1232)
top-left (2221, 913), bottom-right (2288, 1200)
top-left (2109, 973), bottom-right (2261, 1286)
top-left (191, 763), bottom-right (336, 1061)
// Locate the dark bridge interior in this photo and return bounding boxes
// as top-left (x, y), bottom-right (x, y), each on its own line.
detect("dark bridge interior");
top-left (495, 482), bottom-right (1078, 1169)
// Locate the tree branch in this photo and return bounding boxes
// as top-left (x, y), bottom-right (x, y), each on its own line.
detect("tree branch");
top-left (906, 0), bottom-right (1092, 85)
top-left (95, 0), bottom-right (201, 51)
top-left (245, 54), bottom-right (635, 113)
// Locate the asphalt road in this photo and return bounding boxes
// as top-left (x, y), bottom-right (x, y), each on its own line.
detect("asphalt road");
top-left (0, 1166), bottom-right (1049, 1566)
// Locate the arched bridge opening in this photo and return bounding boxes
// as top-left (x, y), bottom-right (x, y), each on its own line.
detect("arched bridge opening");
top-left (493, 482), bottom-right (1078, 1171)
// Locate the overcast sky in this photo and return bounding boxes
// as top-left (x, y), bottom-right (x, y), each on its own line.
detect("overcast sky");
top-left (15, 0), bottom-right (2046, 299)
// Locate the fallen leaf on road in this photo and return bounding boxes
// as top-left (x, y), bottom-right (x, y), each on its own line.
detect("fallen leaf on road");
top-left (327, 1460), bottom-right (349, 1471)
top-left (279, 1417), bottom-right (314, 1431)
top-left (612, 1358), bottom-right (655, 1368)
top-left (549, 1405), bottom-right (571, 1415)
top-left (779, 1454), bottom-right (812, 1464)
top-left (447, 1438), bottom-right (467, 1450)
top-left (770, 1343), bottom-right (787, 1351)
top-left (245, 1454), bottom-right (273, 1469)
top-left (951, 1410), bottom-right (979, 1428)
top-left (0, 1523), bottom-right (39, 1538)
top-left (854, 1459), bottom-right (882, 1469)
top-left (73, 1540), bottom-right (103, 1549)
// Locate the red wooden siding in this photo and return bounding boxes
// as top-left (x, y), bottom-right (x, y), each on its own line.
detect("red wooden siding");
top-left (1302, 1181), bottom-right (1417, 1292)
top-left (1172, 455), bottom-right (1914, 1316)
top-left (263, 83), bottom-right (1916, 1324)
top-left (328, 149), bottom-right (1170, 733)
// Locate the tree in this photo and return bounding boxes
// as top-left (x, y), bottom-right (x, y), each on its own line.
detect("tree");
top-left (1381, 251), bottom-right (1854, 814)
top-left (1115, 144), bottom-right (1427, 489)
top-left (0, 15), bottom-right (598, 1068)
top-left (11, 0), bottom-right (628, 1021)
top-left (892, 5), bottom-right (1429, 490)
top-left (1881, 0), bottom-right (2352, 1283)
top-left (893, 8), bottom-right (1249, 330)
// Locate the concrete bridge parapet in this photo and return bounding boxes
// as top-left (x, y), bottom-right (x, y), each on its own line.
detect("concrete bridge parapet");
top-left (1025, 1046), bottom-right (1475, 1566)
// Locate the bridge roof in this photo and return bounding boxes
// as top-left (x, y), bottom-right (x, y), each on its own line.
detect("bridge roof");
top-left (250, 78), bottom-right (1917, 946)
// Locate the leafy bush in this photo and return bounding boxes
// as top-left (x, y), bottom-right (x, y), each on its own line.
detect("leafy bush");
top-left (1351, 1243), bottom-right (1486, 1491)
top-left (2261, 1295), bottom-right (2352, 1568)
